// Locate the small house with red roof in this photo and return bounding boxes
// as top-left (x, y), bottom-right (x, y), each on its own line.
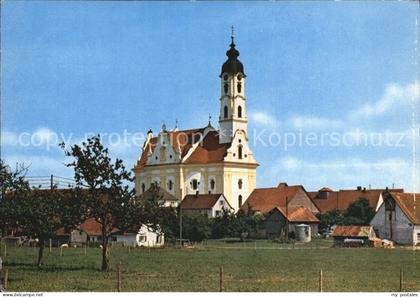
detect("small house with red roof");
top-left (370, 191), bottom-right (419, 245)
top-left (180, 193), bottom-right (233, 217)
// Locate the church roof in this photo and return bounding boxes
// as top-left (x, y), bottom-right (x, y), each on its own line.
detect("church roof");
top-left (220, 36), bottom-right (245, 77)
top-left (134, 128), bottom-right (230, 170)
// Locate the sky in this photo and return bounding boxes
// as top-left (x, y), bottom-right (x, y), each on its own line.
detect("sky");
top-left (1, 1), bottom-right (419, 192)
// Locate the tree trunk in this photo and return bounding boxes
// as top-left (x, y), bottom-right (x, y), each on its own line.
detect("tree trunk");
top-left (101, 236), bottom-right (110, 271)
top-left (37, 239), bottom-right (44, 267)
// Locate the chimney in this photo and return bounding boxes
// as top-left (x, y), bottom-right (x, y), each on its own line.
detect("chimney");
top-left (369, 184), bottom-right (371, 190)
top-left (362, 187), bottom-right (366, 192)
top-left (357, 186), bottom-right (362, 191)
top-left (208, 190), bottom-right (211, 194)
top-left (195, 191), bottom-right (199, 197)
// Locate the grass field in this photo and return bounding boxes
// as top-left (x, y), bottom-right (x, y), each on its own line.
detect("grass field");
top-left (1, 239), bottom-right (419, 292)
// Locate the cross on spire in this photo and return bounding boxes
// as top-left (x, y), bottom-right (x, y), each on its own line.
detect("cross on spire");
top-left (231, 25), bottom-right (235, 44)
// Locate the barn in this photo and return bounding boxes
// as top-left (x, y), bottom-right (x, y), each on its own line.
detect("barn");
top-left (332, 225), bottom-right (376, 247)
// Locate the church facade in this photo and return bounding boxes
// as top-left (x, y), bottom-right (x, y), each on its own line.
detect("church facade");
top-left (133, 34), bottom-right (258, 211)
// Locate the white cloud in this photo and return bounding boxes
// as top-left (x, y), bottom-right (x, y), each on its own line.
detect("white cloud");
top-left (289, 116), bottom-right (343, 130)
top-left (250, 111), bottom-right (279, 128)
top-left (353, 81), bottom-right (419, 118)
top-left (264, 156), bottom-right (419, 192)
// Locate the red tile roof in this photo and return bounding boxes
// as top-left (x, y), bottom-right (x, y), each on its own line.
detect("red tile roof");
top-left (389, 192), bottom-right (419, 224)
top-left (184, 130), bottom-right (230, 164)
top-left (241, 184), bottom-right (308, 214)
top-left (269, 206), bottom-right (319, 223)
top-left (181, 193), bottom-right (227, 210)
top-left (332, 225), bottom-right (373, 237)
top-left (308, 188), bottom-right (404, 213)
top-left (79, 218), bottom-right (103, 236)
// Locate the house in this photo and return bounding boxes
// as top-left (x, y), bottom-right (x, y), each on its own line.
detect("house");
top-left (241, 183), bottom-right (320, 215)
top-left (332, 225), bottom-right (376, 247)
top-left (265, 206), bottom-right (319, 239)
top-left (370, 191), bottom-right (419, 245)
top-left (180, 193), bottom-right (233, 217)
top-left (111, 224), bottom-right (164, 248)
top-left (140, 183), bottom-right (180, 208)
top-left (308, 186), bottom-right (404, 213)
top-left (70, 218), bottom-right (108, 245)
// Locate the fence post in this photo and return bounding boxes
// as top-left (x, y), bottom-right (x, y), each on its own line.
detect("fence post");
top-left (399, 268), bottom-right (403, 292)
top-left (60, 247), bottom-right (63, 257)
top-left (219, 265), bottom-right (223, 292)
top-left (84, 245), bottom-right (87, 256)
top-left (3, 268), bottom-right (8, 290)
top-left (117, 262), bottom-right (122, 292)
top-left (319, 269), bottom-right (323, 292)
top-left (49, 239), bottom-right (52, 254)
top-left (4, 244), bottom-right (6, 258)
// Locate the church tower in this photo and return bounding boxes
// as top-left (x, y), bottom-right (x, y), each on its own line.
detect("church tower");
top-left (219, 29), bottom-right (248, 144)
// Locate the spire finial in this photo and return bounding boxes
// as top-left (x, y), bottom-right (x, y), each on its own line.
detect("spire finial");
top-left (162, 121), bottom-right (167, 132)
top-left (174, 119), bottom-right (179, 131)
top-left (208, 114), bottom-right (212, 125)
top-left (231, 25), bottom-right (235, 44)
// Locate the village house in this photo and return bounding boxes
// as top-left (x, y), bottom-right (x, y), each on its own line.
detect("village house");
top-left (308, 186), bottom-right (404, 213)
top-left (332, 225), bottom-right (377, 247)
top-left (111, 225), bottom-right (164, 248)
top-left (265, 206), bottom-right (319, 239)
top-left (370, 191), bottom-right (419, 245)
top-left (180, 193), bottom-right (233, 217)
top-left (241, 182), bottom-right (320, 215)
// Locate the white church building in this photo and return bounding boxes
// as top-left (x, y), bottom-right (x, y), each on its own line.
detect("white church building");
top-left (134, 33), bottom-right (258, 211)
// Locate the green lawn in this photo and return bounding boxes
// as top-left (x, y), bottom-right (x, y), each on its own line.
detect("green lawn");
top-left (1, 239), bottom-right (419, 292)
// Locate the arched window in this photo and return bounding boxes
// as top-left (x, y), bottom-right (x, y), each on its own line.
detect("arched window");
top-left (168, 180), bottom-right (173, 191)
top-left (238, 145), bottom-right (243, 159)
top-left (141, 183), bottom-right (145, 193)
top-left (237, 82), bottom-right (242, 93)
top-left (210, 179), bottom-right (215, 191)
top-left (224, 83), bottom-right (229, 94)
top-left (224, 106), bottom-right (228, 118)
top-left (238, 179), bottom-right (243, 190)
top-left (238, 106), bottom-right (242, 118)
top-left (191, 179), bottom-right (198, 190)
top-left (238, 195), bottom-right (243, 208)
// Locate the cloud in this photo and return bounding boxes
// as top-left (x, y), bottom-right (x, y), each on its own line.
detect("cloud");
top-left (264, 156), bottom-right (419, 192)
top-left (250, 111), bottom-right (279, 128)
top-left (289, 116), bottom-right (343, 130)
top-left (353, 81), bottom-right (419, 118)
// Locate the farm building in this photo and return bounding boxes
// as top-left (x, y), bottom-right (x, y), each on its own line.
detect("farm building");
top-left (180, 193), bottom-right (233, 217)
top-left (264, 206), bottom-right (319, 239)
top-left (111, 225), bottom-right (164, 247)
top-left (139, 183), bottom-right (180, 208)
top-left (241, 182), bottom-right (320, 215)
top-left (332, 225), bottom-right (376, 247)
top-left (370, 191), bottom-right (419, 245)
top-left (308, 186), bottom-right (404, 213)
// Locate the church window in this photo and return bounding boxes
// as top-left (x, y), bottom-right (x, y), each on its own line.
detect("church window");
top-left (238, 145), bottom-right (243, 159)
top-left (224, 106), bottom-right (228, 118)
top-left (191, 179), bottom-right (198, 190)
top-left (210, 179), bottom-right (215, 190)
top-left (224, 83), bottom-right (229, 94)
top-left (224, 74), bottom-right (228, 81)
top-left (237, 74), bottom-right (242, 81)
top-left (237, 82), bottom-right (242, 93)
top-left (238, 106), bottom-right (242, 118)
top-left (238, 195), bottom-right (243, 208)
top-left (141, 183), bottom-right (145, 193)
top-left (168, 180), bottom-right (173, 191)
top-left (238, 179), bottom-right (243, 190)
top-left (155, 156), bottom-right (158, 160)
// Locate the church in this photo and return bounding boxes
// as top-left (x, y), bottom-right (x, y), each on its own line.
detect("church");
top-left (133, 33), bottom-right (258, 211)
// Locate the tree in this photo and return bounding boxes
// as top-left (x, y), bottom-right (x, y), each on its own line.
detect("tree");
top-left (344, 198), bottom-right (375, 225)
top-left (230, 209), bottom-right (263, 241)
top-left (0, 160), bottom-right (30, 236)
top-left (211, 209), bottom-right (236, 239)
top-left (182, 214), bottom-right (212, 242)
top-left (61, 136), bottom-right (142, 271)
top-left (317, 209), bottom-right (344, 232)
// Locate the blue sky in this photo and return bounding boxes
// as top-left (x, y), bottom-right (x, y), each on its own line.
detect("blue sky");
top-left (1, 1), bottom-right (419, 191)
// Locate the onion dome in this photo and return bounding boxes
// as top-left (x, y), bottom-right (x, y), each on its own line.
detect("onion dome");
top-left (220, 31), bottom-right (245, 77)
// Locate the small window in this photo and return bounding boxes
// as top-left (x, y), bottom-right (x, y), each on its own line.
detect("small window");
top-left (219, 200), bottom-right (224, 206)
top-left (238, 145), bottom-right (243, 159)
top-left (237, 82), bottom-right (242, 93)
top-left (139, 235), bottom-right (147, 243)
top-left (224, 74), bottom-right (228, 81)
top-left (224, 106), bottom-right (228, 118)
top-left (238, 179), bottom-right (243, 190)
top-left (224, 83), bottom-right (229, 94)
top-left (168, 180), bottom-right (173, 191)
top-left (238, 106), bottom-right (242, 118)
top-left (210, 179), bottom-right (215, 190)
top-left (191, 179), bottom-right (198, 190)
top-left (215, 210), bottom-right (221, 217)
top-left (238, 195), bottom-right (243, 208)
top-left (157, 235), bottom-right (162, 244)
top-left (237, 74), bottom-right (242, 81)
top-left (141, 183), bottom-right (146, 193)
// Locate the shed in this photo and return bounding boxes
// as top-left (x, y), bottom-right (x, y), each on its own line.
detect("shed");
top-left (332, 225), bottom-right (376, 247)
